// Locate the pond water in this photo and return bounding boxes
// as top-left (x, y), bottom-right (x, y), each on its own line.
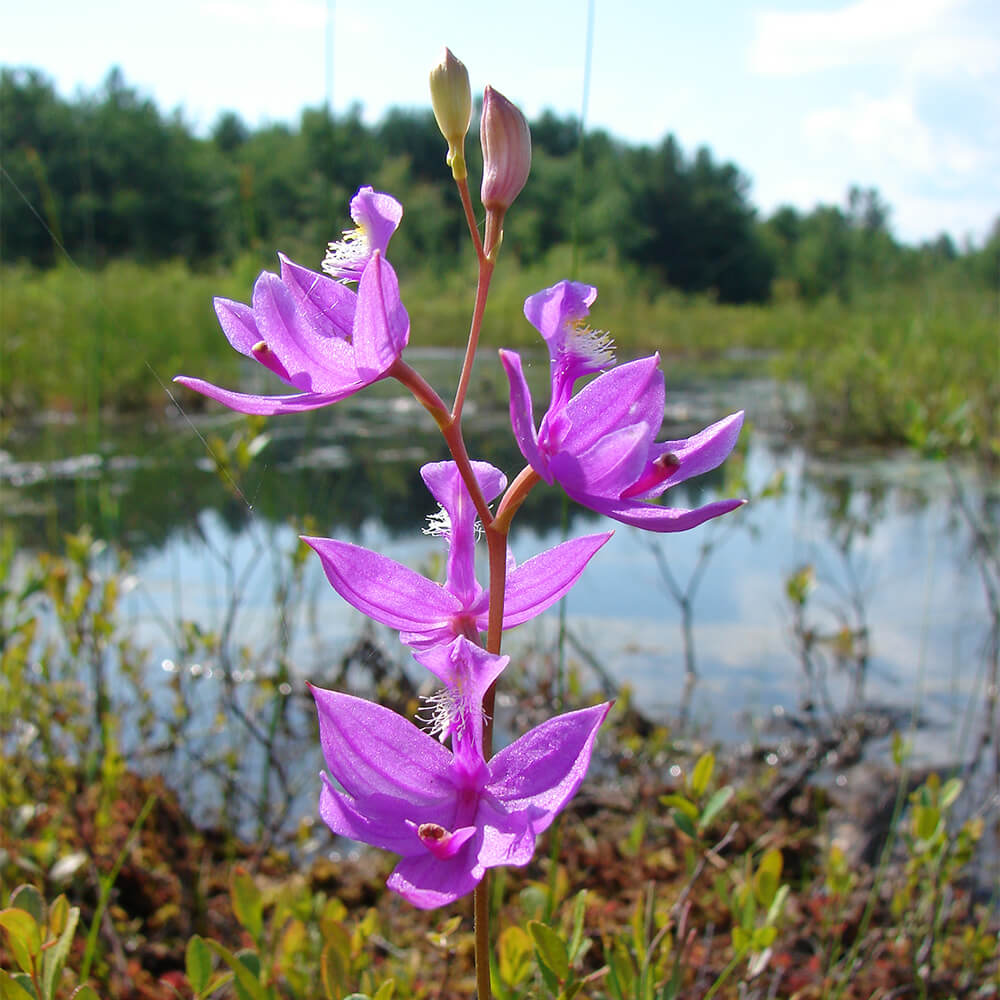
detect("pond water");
top-left (3, 350), bottom-right (997, 841)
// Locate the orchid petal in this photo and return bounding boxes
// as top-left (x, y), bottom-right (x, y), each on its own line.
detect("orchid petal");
top-left (475, 796), bottom-right (540, 868)
top-left (351, 186), bottom-right (404, 258)
top-left (586, 496), bottom-right (747, 532)
top-left (353, 253), bottom-right (409, 381)
top-left (303, 537), bottom-right (461, 631)
top-left (279, 253), bottom-right (356, 340)
top-left (387, 841), bottom-right (484, 910)
top-left (213, 293), bottom-right (292, 381)
top-left (560, 355), bottom-right (664, 455)
top-left (489, 703), bottom-right (611, 830)
top-left (412, 636), bottom-right (508, 698)
top-left (421, 461), bottom-right (506, 511)
top-left (252, 271), bottom-right (357, 393)
top-left (213, 296), bottom-right (263, 358)
top-left (523, 280), bottom-right (597, 354)
top-left (647, 412), bottom-right (745, 492)
top-left (550, 423), bottom-right (654, 499)
top-left (493, 532), bottom-right (613, 629)
top-left (319, 778), bottom-right (438, 855)
top-left (421, 461), bottom-right (505, 606)
top-left (172, 378), bottom-right (360, 415)
top-left (499, 349), bottom-right (550, 481)
top-left (311, 687), bottom-right (454, 802)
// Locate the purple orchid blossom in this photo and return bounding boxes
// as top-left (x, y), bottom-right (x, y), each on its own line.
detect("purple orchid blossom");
top-left (174, 188), bottom-right (407, 415)
top-left (321, 186), bottom-right (403, 283)
top-left (303, 460), bottom-right (612, 650)
top-left (311, 642), bottom-right (611, 909)
top-left (499, 280), bottom-right (746, 532)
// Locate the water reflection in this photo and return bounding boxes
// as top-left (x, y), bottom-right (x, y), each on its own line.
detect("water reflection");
top-left (3, 357), bottom-right (997, 844)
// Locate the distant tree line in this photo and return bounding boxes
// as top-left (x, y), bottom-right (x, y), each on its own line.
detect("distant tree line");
top-left (2, 66), bottom-right (996, 303)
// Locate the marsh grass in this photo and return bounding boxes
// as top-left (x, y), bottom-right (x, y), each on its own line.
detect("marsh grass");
top-left (3, 254), bottom-right (996, 456)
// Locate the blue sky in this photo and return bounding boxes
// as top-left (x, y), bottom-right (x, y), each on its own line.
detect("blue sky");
top-left (4, 0), bottom-right (998, 245)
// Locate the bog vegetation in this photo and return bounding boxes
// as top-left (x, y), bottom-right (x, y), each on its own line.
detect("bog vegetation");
top-left (1, 66), bottom-right (997, 455)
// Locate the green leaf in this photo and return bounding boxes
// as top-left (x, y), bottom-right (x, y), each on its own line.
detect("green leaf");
top-left (46, 897), bottom-right (69, 938)
top-left (320, 938), bottom-right (348, 1000)
top-left (41, 901), bottom-right (79, 1000)
top-left (8, 888), bottom-right (44, 928)
top-left (732, 926), bottom-right (750, 954)
top-left (621, 813), bottom-right (647, 857)
top-left (753, 849), bottom-right (783, 908)
top-left (0, 971), bottom-right (37, 1000)
top-left (690, 752), bottom-right (715, 798)
top-left (529, 920), bottom-right (570, 982)
top-left (915, 805), bottom-right (941, 842)
top-left (891, 731), bottom-right (910, 767)
top-left (275, 918), bottom-right (306, 974)
top-left (754, 924), bottom-right (777, 950)
top-left (68, 988), bottom-right (101, 1000)
top-left (233, 951), bottom-right (265, 1000)
top-left (561, 981), bottom-right (584, 1000)
top-left (204, 941), bottom-right (268, 1000)
top-left (671, 809), bottom-right (697, 838)
top-left (0, 909), bottom-right (41, 974)
top-left (607, 937), bottom-right (635, 1000)
top-left (229, 868), bottom-right (263, 942)
top-left (939, 777), bottom-right (962, 810)
top-left (630, 896), bottom-right (646, 968)
top-left (698, 786), bottom-right (734, 831)
top-left (372, 981), bottom-right (396, 1000)
top-left (498, 926), bottom-right (533, 987)
top-left (766, 884), bottom-right (790, 927)
top-left (186, 935), bottom-right (213, 996)
top-left (568, 890), bottom-right (588, 963)
top-left (659, 794), bottom-right (698, 821)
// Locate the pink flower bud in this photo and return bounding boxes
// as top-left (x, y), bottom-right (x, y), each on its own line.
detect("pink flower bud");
top-left (480, 86), bottom-right (531, 212)
top-left (429, 48), bottom-right (472, 180)
top-left (480, 86), bottom-right (531, 257)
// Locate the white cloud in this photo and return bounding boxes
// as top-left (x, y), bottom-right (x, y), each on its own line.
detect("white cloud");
top-left (750, 0), bottom-right (968, 75)
top-left (803, 90), bottom-right (983, 176)
top-left (908, 33), bottom-right (1000, 78)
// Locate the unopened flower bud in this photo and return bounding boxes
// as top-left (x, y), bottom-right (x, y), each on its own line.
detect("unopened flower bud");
top-left (429, 48), bottom-right (472, 180)
top-left (480, 86), bottom-right (531, 258)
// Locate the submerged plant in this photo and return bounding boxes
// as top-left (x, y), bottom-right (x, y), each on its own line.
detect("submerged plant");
top-left (175, 46), bottom-right (745, 998)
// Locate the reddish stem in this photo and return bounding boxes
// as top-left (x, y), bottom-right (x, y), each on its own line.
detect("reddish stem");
top-left (456, 175), bottom-right (485, 261)
top-left (452, 255), bottom-right (495, 424)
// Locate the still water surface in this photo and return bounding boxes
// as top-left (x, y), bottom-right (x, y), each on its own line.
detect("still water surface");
top-left (4, 351), bottom-right (996, 836)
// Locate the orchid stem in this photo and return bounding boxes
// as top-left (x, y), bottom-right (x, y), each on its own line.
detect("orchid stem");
top-left (452, 255), bottom-right (495, 424)
top-left (474, 882), bottom-right (493, 1000)
top-left (456, 175), bottom-right (485, 261)
top-left (472, 521), bottom-right (509, 1000)
top-left (494, 466), bottom-right (542, 534)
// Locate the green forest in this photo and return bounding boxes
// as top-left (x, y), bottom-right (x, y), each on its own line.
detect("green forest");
top-left (2, 65), bottom-right (998, 454)
top-left (4, 65), bottom-right (998, 296)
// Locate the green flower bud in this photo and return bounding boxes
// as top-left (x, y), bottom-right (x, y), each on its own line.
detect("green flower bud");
top-left (429, 48), bottom-right (472, 180)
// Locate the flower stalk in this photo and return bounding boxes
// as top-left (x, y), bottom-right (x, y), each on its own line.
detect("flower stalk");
top-left (175, 46), bottom-right (746, 1000)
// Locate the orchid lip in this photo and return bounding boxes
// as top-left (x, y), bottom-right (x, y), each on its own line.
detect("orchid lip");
top-left (409, 821), bottom-right (476, 860)
top-left (619, 452), bottom-right (681, 500)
